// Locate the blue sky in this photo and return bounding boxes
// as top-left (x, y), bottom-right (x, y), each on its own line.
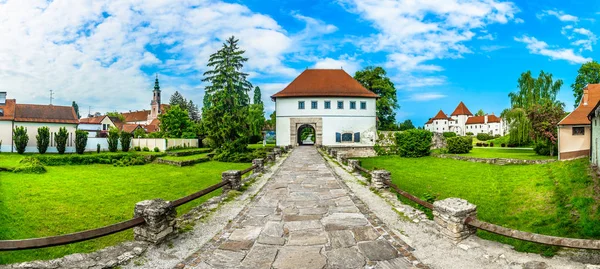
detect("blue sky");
top-left (0, 0), bottom-right (597, 126)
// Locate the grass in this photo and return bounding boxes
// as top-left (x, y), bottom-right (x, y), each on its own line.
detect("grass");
top-left (446, 148), bottom-right (556, 160)
top-left (166, 147), bottom-right (211, 153)
top-left (0, 160), bottom-right (249, 264)
top-left (472, 135), bottom-right (534, 148)
top-left (359, 155), bottom-right (600, 256)
top-left (0, 151), bottom-right (163, 168)
top-left (247, 144), bottom-right (276, 150)
top-left (161, 153), bottom-right (210, 161)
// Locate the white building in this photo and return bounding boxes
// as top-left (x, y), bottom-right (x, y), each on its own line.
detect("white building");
top-left (78, 115), bottom-right (119, 137)
top-left (271, 69), bottom-right (378, 148)
top-left (424, 102), bottom-right (506, 136)
top-left (120, 76), bottom-right (169, 126)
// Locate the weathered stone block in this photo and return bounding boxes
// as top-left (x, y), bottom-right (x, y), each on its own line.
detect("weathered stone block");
top-left (274, 148), bottom-right (282, 157)
top-left (433, 198), bottom-right (477, 243)
top-left (347, 159), bottom-right (359, 172)
top-left (133, 199), bottom-right (176, 244)
top-left (252, 158), bottom-right (265, 173)
top-left (370, 170), bottom-right (391, 190)
top-left (222, 170), bottom-right (242, 191)
top-left (331, 150), bottom-right (337, 158)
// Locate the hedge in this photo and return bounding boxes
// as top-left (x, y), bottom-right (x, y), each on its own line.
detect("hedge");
top-left (395, 129), bottom-right (432, 158)
top-left (476, 133), bottom-right (493, 141)
top-left (447, 136), bottom-right (473, 154)
top-left (34, 153), bottom-right (158, 166)
top-left (442, 132), bottom-right (457, 138)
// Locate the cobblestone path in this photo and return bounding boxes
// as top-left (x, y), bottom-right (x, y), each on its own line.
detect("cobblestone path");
top-left (178, 146), bottom-right (423, 269)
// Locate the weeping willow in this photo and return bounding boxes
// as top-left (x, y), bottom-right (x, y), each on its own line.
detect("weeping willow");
top-left (501, 108), bottom-right (531, 145)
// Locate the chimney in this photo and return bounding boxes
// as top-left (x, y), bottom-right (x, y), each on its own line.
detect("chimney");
top-left (0, 92), bottom-right (6, 105)
top-left (484, 115), bottom-right (488, 124)
top-left (583, 86), bottom-right (589, 106)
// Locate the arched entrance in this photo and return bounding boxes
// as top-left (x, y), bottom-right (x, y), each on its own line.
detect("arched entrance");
top-left (297, 124), bottom-right (316, 146)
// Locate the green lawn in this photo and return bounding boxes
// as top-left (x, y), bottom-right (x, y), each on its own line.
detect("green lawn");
top-left (359, 156), bottom-right (600, 255)
top-left (0, 160), bottom-right (249, 264)
top-left (165, 147), bottom-right (211, 153)
top-left (161, 153), bottom-right (210, 161)
top-left (248, 144), bottom-right (276, 150)
top-left (448, 148), bottom-right (556, 160)
top-left (0, 151), bottom-right (163, 168)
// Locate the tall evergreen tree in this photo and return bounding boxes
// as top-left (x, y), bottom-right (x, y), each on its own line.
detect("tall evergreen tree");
top-left (572, 61), bottom-right (600, 107)
top-left (170, 91), bottom-right (188, 111)
top-left (72, 101), bottom-right (80, 119)
top-left (475, 109), bottom-right (485, 116)
top-left (253, 86), bottom-right (263, 105)
top-left (202, 36), bottom-right (253, 161)
top-left (188, 99), bottom-right (200, 122)
top-left (354, 66), bottom-right (398, 130)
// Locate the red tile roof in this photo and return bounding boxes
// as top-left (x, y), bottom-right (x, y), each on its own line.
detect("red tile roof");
top-left (79, 116), bottom-right (106, 124)
top-left (121, 124), bottom-right (142, 133)
top-left (560, 84), bottom-right (600, 125)
top-left (465, 115), bottom-right (501, 124)
top-left (14, 104), bottom-right (78, 124)
top-left (432, 110), bottom-right (448, 120)
top-left (0, 99), bottom-right (16, 121)
top-left (122, 110), bottom-right (150, 122)
top-left (451, 102), bottom-right (473, 116)
top-left (271, 69), bottom-right (379, 98)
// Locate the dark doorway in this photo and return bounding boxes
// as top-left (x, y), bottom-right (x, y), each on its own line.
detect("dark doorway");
top-left (298, 124), bottom-right (316, 146)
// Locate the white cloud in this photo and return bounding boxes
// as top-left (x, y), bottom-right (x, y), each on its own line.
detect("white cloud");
top-left (405, 92), bottom-right (446, 101)
top-left (538, 10), bottom-right (579, 22)
top-left (514, 35), bottom-right (592, 64)
top-left (514, 18), bottom-right (524, 24)
top-left (560, 25), bottom-right (597, 51)
top-left (477, 33), bottom-right (495, 40)
top-left (480, 45), bottom-right (509, 52)
top-left (313, 55), bottom-right (362, 75)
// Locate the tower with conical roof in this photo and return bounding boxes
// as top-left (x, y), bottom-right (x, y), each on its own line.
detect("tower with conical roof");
top-left (450, 101), bottom-right (472, 135)
top-left (150, 74), bottom-right (161, 120)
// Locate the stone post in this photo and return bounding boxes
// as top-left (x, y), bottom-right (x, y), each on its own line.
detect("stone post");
top-left (267, 152), bottom-right (275, 162)
top-left (347, 159), bottom-right (359, 172)
top-left (252, 158), bottom-right (265, 173)
top-left (433, 198), bottom-right (477, 243)
top-left (337, 152), bottom-right (347, 164)
top-left (274, 148), bottom-right (282, 157)
top-left (370, 170), bottom-right (390, 190)
top-left (134, 199), bottom-right (176, 244)
top-left (331, 150), bottom-right (337, 159)
top-left (222, 170), bottom-right (242, 192)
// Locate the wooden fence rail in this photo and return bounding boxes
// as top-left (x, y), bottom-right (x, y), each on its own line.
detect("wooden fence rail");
top-left (384, 180), bottom-right (433, 210)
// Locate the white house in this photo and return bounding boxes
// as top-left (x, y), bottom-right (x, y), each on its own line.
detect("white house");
top-left (271, 69), bottom-right (378, 151)
top-left (424, 102), bottom-right (506, 136)
top-left (78, 115), bottom-right (119, 137)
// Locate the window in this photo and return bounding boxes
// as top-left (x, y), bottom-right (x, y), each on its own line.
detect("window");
top-left (342, 133), bottom-right (353, 142)
top-left (360, 101), bottom-right (366, 110)
top-left (298, 101), bottom-right (305, 109)
top-left (337, 101), bottom-right (344, 109)
top-left (311, 101), bottom-right (318, 109)
top-left (325, 101), bottom-right (331, 109)
top-left (0, 108), bottom-right (3, 116)
top-left (350, 101), bottom-right (356, 109)
top-left (354, 132), bottom-right (360, 142)
top-left (573, 127), bottom-right (585, 135)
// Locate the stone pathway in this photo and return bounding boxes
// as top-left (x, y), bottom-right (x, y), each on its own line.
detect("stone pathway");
top-left (177, 146), bottom-right (424, 269)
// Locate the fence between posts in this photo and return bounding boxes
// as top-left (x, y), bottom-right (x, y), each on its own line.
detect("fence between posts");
top-left (321, 147), bottom-right (600, 251)
top-left (0, 146), bottom-right (292, 251)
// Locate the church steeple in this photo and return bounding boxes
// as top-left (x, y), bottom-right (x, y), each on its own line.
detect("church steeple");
top-left (154, 74), bottom-right (160, 92)
top-left (151, 74), bottom-right (162, 120)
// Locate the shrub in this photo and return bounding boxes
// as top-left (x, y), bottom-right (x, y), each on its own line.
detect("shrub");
top-left (143, 147), bottom-right (150, 152)
top-left (442, 132), bottom-right (457, 138)
top-left (36, 126), bottom-right (50, 154)
top-left (447, 136), bottom-right (473, 154)
top-left (490, 142), bottom-right (494, 147)
top-left (120, 132), bottom-right (132, 152)
top-left (483, 143), bottom-right (489, 147)
top-left (476, 133), bottom-right (492, 141)
top-left (466, 132), bottom-right (474, 136)
top-left (202, 137), bottom-right (216, 149)
top-left (75, 130), bottom-right (88, 154)
top-left (14, 157), bottom-right (46, 174)
top-left (534, 141), bottom-right (557, 156)
top-left (54, 127), bottom-right (69, 154)
top-left (107, 127), bottom-right (120, 152)
top-left (154, 147), bottom-right (160, 152)
top-left (501, 143), bottom-right (506, 147)
top-left (13, 126), bottom-right (29, 154)
top-left (134, 146), bottom-right (141, 151)
top-left (476, 142), bottom-right (482, 147)
top-left (395, 129), bottom-right (432, 158)
top-left (34, 153), bottom-right (152, 166)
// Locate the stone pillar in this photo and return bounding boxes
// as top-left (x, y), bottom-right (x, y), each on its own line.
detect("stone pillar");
top-left (337, 152), bottom-right (347, 164)
top-left (274, 148), bottom-right (282, 157)
top-left (370, 170), bottom-right (390, 190)
top-left (348, 159), bottom-right (359, 172)
top-left (331, 150), bottom-right (337, 159)
top-left (134, 199), bottom-right (176, 244)
top-left (267, 152), bottom-right (275, 162)
top-left (252, 158), bottom-right (265, 173)
top-left (433, 198), bottom-right (477, 243)
top-left (222, 170), bottom-right (242, 192)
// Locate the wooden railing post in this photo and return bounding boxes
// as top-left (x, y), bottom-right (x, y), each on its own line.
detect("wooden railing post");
top-left (370, 170), bottom-right (390, 190)
top-left (252, 158), bottom-right (265, 173)
top-left (433, 198), bottom-right (477, 243)
top-left (347, 159), bottom-right (359, 172)
top-left (222, 170), bottom-right (242, 192)
top-left (133, 199), bottom-right (176, 244)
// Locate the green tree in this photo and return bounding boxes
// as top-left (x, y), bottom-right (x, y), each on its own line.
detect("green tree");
top-left (54, 127), bottom-right (69, 154)
top-left (201, 36), bottom-right (253, 161)
top-left (169, 91), bottom-right (188, 111)
top-left (475, 109), bottom-right (485, 116)
top-left (13, 126), bottom-right (29, 154)
top-left (527, 101), bottom-right (565, 156)
top-left (187, 99), bottom-right (200, 122)
top-left (106, 111), bottom-right (125, 122)
top-left (107, 127), bottom-right (120, 152)
top-left (265, 111), bottom-right (276, 131)
top-left (398, 119), bottom-right (415, 131)
top-left (72, 101), bottom-right (80, 119)
top-left (120, 131), bottom-right (132, 152)
top-left (253, 86), bottom-right (263, 105)
top-left (133, 128), bottom-right (147, 138)
top-left (159, 105), bottom-right (195, 138)
top-left (36, 126), bottom-right (50, 154)
top-left (75, 130), bottom-right (88, 154)
top-left (354, 66), bottom-right (398, 130)
top-left (248, 103), bottom-right (265, 143)
top-left (572, 61), bottom-right (600, 106)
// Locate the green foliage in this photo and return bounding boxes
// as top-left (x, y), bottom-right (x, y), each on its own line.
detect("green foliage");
top-left (398, 119), bottom-right (415, 131)
top-left (265, 111), bottom-right (276, 131)
top-left (300, 127), bottom-right (315, 142)
top-left (75, 130), bottom-right (88, 154)
top-left (133, 128), bottom-right (146, 138)
top-left (14, 157), bottom-right (46, 174)
top-left (202, 137), bottom-right (216, 149)
top-left (120, 132), bottom-right (132, 152)
top-left (34, 153), bottom-right (153, 166)
top-left (13, 126), bottom-right (29, 154)
top-left (447, 136), bottom-right (473, 154)
top-left (442, 132), bottom-right (456, 138)
top-left (159, 105), bottom-right (196, 138)
top-left (142, 147), bottom-right (150, 152)
top-left (373, 131), bottom-right (399, 155)
top-left (169, 91), bottom-right (200, 122)
top-left (107, 127), bottom-right (120, 152)
top-left (571, 61), bottom-right (600, 107)
top-left (354, 66), bottom-right (399, 130)
top-left (248, 103), bottom-right (265, 140)
top-left (96, 143), bottom-right (100, 153)
top-left (466, 132), bottom-right (474, 135)
top-left (134, 146), bottom-right (141, 151)
top-left (153, 147), bottom-right (160, 152)
top-left (36, 127), bottom-right (50, 154)
top-left (476, 133), bottom-right (493, 141)
top-left (395, 129), bottom-right (432, 157)
top-left (72, 101), bottom-right (80, 119)
top-left (106, 112), bottom-right (125, 122)
top-left (527, 102), bottom-right (565, 156)
top-left (475, 109), bottom-right (485, 116)
top-left (534, 141), bottom-right (558, 156)
top-left (54, 127), bottom-right (69, 154)
top-left (253, 86), bottom-right (263, 105)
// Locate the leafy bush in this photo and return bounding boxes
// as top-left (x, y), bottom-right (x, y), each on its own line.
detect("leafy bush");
top-left (35, 153), bottom-right (153, 166)
top-left (14, 157), bottom-right (46, 174)
top-left (490, 142), bottom-right (494, 147)
top-left (534, 141), bottom-right (557, 156)
top-left (107, 127), bottom-right (120, 152)
top-left (96, 143), bottom-right (101, 153)
top-left (476, 133), bottom-right (492, 141)
top-left (202, 137), bottom-right (216, 149)
top-left (494, 134), bottom-right (501, 138)
top-left (111, 155), bottom-right (148, 167)
top-left (13, 126), bottom-right (29, 154)
top-left (466, 132), bottom-right (474, 136)
top-left (501, 143), bottom-right (506, 147)
top-left (154, 147), bottom-right (160, 152)
top-left (143, 147), bottom-right (150, 152)
top-left (55, 127), bottom-right (69, 154)
top-left (483, 143), bottom-right (489, 147)
top-left (120, 132), bottom-right (132, 152)
top-left (447, 136), bottom-right (473, 154)
top-left (134, 146), bottom-right (141, 151)
top-left (395, 129), bottom-right (432, 158)
top-left (442, 132), bottom-right (457, 138)
top-left (374, 131), bottom-right (399, 155)
top-left (36, 126), bottom-right (50, 154)
top-left (75, 130), bottom-right (88, 154)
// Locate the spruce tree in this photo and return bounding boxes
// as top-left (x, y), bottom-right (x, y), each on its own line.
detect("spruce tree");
top-left (169, 91), bottom-right (188, 111)
top-left (253, 86), bottom-right (263, 105)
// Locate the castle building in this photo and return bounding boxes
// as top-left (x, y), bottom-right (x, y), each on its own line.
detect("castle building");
top-left (424, 102), bottom-right (506, 136)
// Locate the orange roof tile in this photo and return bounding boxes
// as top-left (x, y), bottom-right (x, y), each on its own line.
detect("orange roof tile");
top-left (14, 104), bottom-right (78, 124)
top-left (560, 84), bottom-right (600, 125)
top-left (432, 110), bottom-right (448, 120)
top-left (79, 116), bottom-right (106, 124)
top-left (451, 102), bottom-right (473, 116)
top-left (465, 115), bottom-right (501, 124)
top-left (271, 69), bottom-right (379, 98)
top-left (121, 110), bottom-right (149, 122)
top-left (0, 99), bottom-right (16, 121)
top-left (121, 124), bottom-right (142, 133)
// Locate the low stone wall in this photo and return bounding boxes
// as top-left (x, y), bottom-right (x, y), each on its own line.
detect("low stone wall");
top-left (156, 157), bottom-right (210, 167)
top-left (436, 154), bottom-right (556, 165)
top-left (325, 146), bottom-right (376, 158)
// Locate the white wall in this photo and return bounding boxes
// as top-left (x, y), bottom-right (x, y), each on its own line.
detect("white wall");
top-left (276, 97), bottom-right (376, 118)
top-left (0, 121), bottom-right (12, 153)
top-left (16, 122), bottom-right (77, 153)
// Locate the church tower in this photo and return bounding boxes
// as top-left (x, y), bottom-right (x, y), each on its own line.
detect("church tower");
top-left (150, 74), bottom-right (161, 120)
